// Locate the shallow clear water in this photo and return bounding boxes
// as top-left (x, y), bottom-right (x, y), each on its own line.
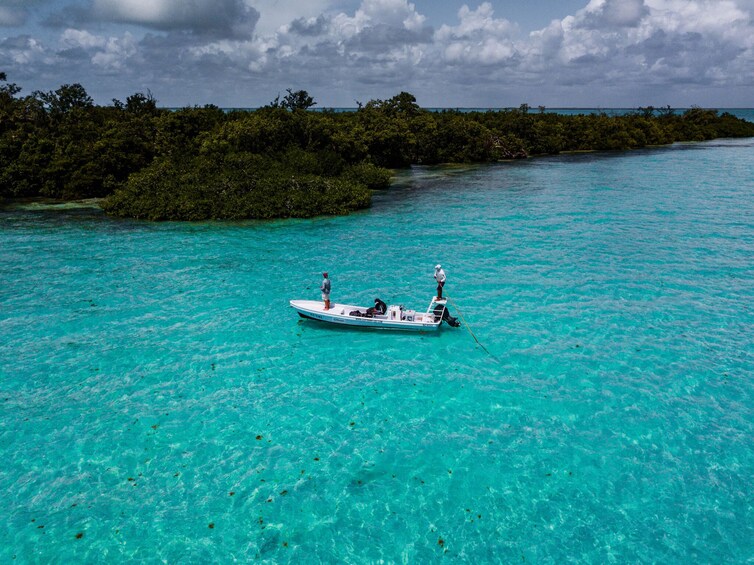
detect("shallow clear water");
top-left (2, 139), bottom-right (753, 563)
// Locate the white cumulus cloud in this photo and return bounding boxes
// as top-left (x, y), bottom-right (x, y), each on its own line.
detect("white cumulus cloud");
top-left (435, 3), bottom-right (519, 65)
top-left (61, 28), bottom-right (106, 49)
top-left (331, 0), bottom-right (426, 39)
top-left (578, 0), bottom-right (649, 28)
top-left (3, 0), bottom-right (754, 107)
top-left (91, 34), bottom-right (138, 70)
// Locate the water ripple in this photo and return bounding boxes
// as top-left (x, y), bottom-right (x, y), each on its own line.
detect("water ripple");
top-left (2, 140), bottom-right (753, 562)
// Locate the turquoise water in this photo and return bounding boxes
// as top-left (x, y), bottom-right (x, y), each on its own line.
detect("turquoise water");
top-left (2, 139), bottom-right (754, 563)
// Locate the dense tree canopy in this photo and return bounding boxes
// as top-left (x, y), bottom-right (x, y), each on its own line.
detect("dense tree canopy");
top-left (2, 73), bottom-right (753, 219)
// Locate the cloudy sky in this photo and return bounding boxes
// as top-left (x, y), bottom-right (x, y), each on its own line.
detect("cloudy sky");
top-left (1, 0), bottom-right (753, 108)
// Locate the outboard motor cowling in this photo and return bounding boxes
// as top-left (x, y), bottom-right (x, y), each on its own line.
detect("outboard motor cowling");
top-left (433, 304), bottom-right (461, 327)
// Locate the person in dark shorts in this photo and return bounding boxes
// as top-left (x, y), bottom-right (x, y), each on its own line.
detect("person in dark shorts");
top-left (434, 265), bottom-right (446, 299)
top-left (321, 272), bottom-right (331, 310)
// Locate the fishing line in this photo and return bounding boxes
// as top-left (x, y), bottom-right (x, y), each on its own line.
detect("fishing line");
top-left (446, 295), bottom-right (505, 366)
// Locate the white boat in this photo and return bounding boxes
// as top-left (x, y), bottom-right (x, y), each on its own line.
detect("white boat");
top-left (289, 297), bottom-right (459, 331)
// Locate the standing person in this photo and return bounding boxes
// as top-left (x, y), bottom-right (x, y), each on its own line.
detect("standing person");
top-left (434, 264), bottom-right (446, 300)
top-left (321, 272), bottom-right (331, 310)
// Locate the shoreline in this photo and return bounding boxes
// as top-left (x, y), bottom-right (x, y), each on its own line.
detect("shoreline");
top-left (3, 137), bottom-right (753, 216)
top-left (2, 197), bottom-right (104, 211)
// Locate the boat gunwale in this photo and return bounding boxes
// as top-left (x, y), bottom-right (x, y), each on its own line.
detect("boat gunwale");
top-left (289, 299), bottom-right (442, 331)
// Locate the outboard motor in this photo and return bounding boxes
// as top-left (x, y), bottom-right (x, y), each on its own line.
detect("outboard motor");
top-left (432, 303), bottom-right (461, 327)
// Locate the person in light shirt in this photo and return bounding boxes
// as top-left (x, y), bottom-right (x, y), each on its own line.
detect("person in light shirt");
top-left (434, 264), bottom-right (446, 300)
top-left (321, 272), bottom-right (331, 310)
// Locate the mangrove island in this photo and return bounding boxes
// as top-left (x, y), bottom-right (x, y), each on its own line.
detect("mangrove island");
top-left (2, 73), bottom-right (754, 221)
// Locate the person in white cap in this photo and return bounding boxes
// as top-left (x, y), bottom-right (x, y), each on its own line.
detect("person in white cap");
top-left (321, 272), bottom-right (331, 310)
top-left (434, 264), bottom-right (446, 300)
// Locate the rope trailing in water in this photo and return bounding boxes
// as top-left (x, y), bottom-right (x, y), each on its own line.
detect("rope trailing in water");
top-left (445, 295), bottom-right (504, 365)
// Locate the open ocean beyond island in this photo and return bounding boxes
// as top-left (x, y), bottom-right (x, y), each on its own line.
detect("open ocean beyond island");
top-left (210, 107), bottom-right (754, 123)
top-left (2, 138), bottom-right (753, 562)
top-left (229, 107), bottom-right (754, 122)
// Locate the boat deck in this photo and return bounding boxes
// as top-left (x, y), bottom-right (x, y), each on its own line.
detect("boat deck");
top-left (290, 299), bottom-right (444, 331)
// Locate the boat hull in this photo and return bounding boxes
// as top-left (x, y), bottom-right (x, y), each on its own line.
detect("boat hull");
top-left (290, 300), bottom-right (441, 331)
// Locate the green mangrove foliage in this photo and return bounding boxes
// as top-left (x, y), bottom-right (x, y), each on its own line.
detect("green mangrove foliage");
top-left (2, 74), bottom-right (754, 219)
top-left (101, 153), bottom-right (377, 221)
